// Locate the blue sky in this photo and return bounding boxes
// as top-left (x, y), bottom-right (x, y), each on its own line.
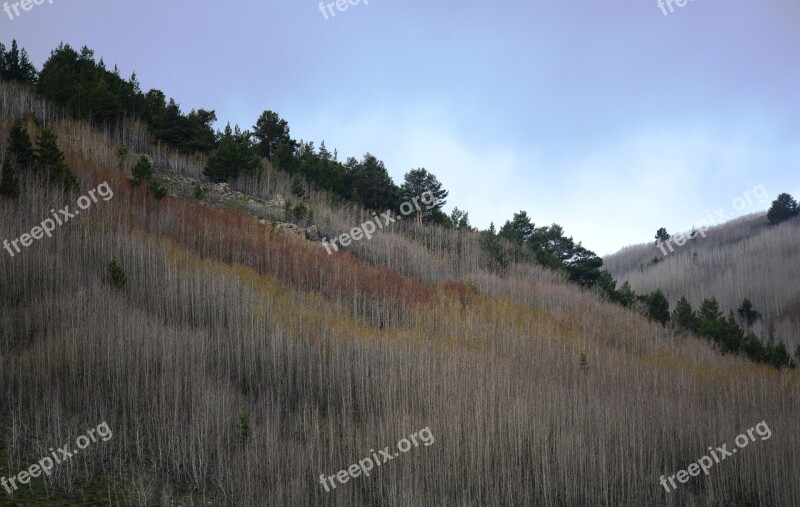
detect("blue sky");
top-left (3, 0), bottom-right (799, 255)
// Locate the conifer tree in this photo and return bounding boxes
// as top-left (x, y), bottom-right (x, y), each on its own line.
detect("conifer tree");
top-left (35, 126), bottom-right (78, 190)
top-left (0, 155), bottom-right (19, 198)
top-left (646, 289), bottom-right (670, 326)
top-left (8, 119), bottom-right (36, 172)
top-left (672, 297), bottom-right (697, 332)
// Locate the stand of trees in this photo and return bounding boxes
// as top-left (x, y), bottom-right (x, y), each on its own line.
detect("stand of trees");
top-left (1, 118), bottom-right (78, 198)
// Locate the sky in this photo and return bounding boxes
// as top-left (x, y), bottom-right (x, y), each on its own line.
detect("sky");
top-left (2, 0), bottom-right (799, 255)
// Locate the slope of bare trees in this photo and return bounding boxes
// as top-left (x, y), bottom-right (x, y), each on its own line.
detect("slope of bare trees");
top-left (605, 213), bottom-right (800, 352)
top-left (1, 81), bottom-right (799, 506)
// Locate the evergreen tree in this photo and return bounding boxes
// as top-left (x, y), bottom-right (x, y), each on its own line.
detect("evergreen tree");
top-left (349, 153), bottom-right (399, 211)
top-left (595, 270), bottom-right (618, 301)
top-left (237, 407), bottom-right (250, 444)
top-left (579, 351), bottom-right (588, 370)
top-left (481, 222), bottom-right (508, 273)
top-left (645, 289), bottom-right (670, 326)
top-left (672, 296), bottom-right (697, 332)
top-left (737, 298), bottom-right (761, 327)
top-left (0, 155), bottom-right (20, 198)
top-left (291, 174), bottom-right (305, 198)
top-left (131, 155), bottom-right (154, 183)
top-left (498, 211), bottom-right (534, 246)
top-left (107, 258), bottom-right (127, 288)
top-left (8, 119), bottom-right (36, 172)
top-left (449, 207), bottom-right (471, 230)
top-left (252, 110), bottom-right (292, 160)
top-left (400, 168), bottom-right (449, 225)
top-left (616, 281), bottom-right (636, 308)
top-left (35, 127), bottom-right (78, 190)
top-left (203, 124), bottom-right (260, 182)
top-left (1, 40), bottom-right (37, 83)
top-left (697, 298), bottom-right (724, 342)
top-left (767, 193), bottom-right (799, 225)
top-left (655, 227), bottom-right (670, 245)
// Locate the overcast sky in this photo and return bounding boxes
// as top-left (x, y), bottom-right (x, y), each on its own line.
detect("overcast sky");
top-left (3, 0), bottom-right (799, 255)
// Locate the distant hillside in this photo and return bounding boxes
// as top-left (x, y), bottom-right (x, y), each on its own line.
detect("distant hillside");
top-left (605, 211), bottom-right (800, 353)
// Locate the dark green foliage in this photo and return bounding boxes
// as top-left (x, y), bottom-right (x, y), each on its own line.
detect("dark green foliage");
top-left (737, 298), bottom-right (761, 327)
top-left (449, 207), bottom-right (471, 230)
top-left (292, 202), bottom-right (311, 222)
top-left (645, 289), bottom-right (670, 326)
top-left (203, 124), bottom-right (260, 182)
top-left (616, 281), bottom-right (637, 308)
top-left (0, 40), bottom-right (37, 83)
top-left (672, 297), bottom-right (697, 332)
top-left (107, 259), bottom-right (127, 288)
top-left (496, 211), bottom-right (605, 288)
top-left (0, 155), bottom-right (20, 198)
top-left (291, 175), bottom-right (305, 198)
top-left (655, 227), bottom-right (670, 245)
top-left (115, 146), bottom-right (128, 169)
top-left (481, 223), bottom-right (509, 273)
top-left (35, 127), bottom-right (78, 191)
top-left (8, 119), bottom-right (36, 172)
top-left (347, 153), bottom-right (400, 211)
top-left (36, 43), bottom-right (216, 153)
top-left (252, 110), bottom-right (292, 160)
top-left (499, 211), bottom-right (534, 246)
top-left (400, 168), bottom-right (449, 224)
top-left (193, 182), bottom-right (205, 199)
top-left (767, 193), bottom-right (798, 225)
top-left (237, 407), bottom-right (250, 444)
top-left (688, 297), bottom-right (792, 368)
top-left (579, 351), bottom-right (588, 370)
top-left (148, 180), bottom-right (167, 199)
top-left (131, 155), bottom-right (153, 183)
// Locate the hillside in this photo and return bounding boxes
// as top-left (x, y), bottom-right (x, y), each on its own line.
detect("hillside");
top-left (1, 78), bottom-right (799, 507)
top-left (605, 212), bottom-right (800, 355)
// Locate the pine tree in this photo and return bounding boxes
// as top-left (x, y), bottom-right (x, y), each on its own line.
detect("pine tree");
top-left (107, 259), bottom-right (127, 288)
top-left (8, 119), bottom-right (36, 172)
top-left (237, 407), bottom-right (250, 444)
top-left (131, 155), bottom-right (153, 183)
top-left (291, 174), bottom-right (305, 198)
top-left (0, 155), bottom-right (20, 198)
top-left (616, 281), bottom-right (636, 308)
top-left (646, 289), bottom-right (670, 326)
top-left (203, 124), bottom-right (260, 182)
top-left (767, 193), bottom-right (799, 225)
top-left (655, 227), bottom-right (670, 245)
top-left (737, 298), bottom-right (761, 327)
top-left (35, 127), bottom-right (78, 190)
top-left (672, 297), bottom-right (697, 332)
top-left (579, 351), bottom-right (588, 370)
top-left (400, 168), bottom-right (449, 225)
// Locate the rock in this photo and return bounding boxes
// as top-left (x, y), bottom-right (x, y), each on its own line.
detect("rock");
top-left (305, 225), bottom-right (320, 242)
top-left (212, 183), bottom-right (232, 195)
